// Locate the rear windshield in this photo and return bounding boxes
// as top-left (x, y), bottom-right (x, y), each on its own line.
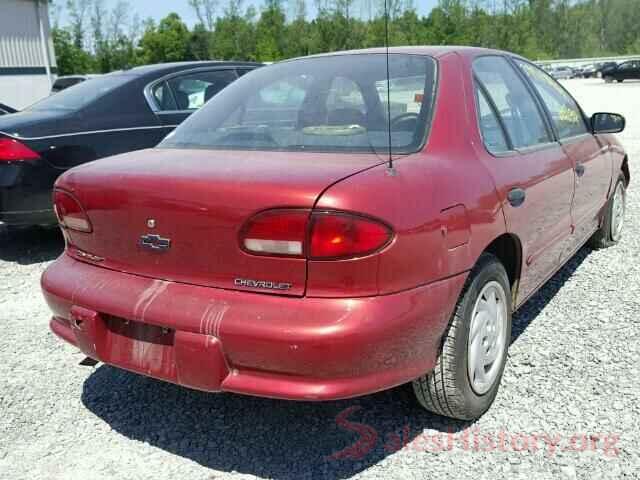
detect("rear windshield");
top-left (27, 75), bottom-right (130, 112)
top-left (160, 54), bottom-right (437, 154)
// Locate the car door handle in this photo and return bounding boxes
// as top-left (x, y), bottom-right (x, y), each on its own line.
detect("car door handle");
top-left (507, 188), bottom-right (526, 207)
top-left (575, 164), bottom-right (586, 177)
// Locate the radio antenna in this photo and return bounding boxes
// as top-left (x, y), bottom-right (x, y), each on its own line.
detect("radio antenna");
top-left (384, 0), bottom-right (394, 172)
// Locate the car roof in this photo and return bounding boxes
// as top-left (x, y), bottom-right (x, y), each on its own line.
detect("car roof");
top-left (281, 46), bottom-right (526, 62)
top-left (123, 61), bottom-right (263, 77)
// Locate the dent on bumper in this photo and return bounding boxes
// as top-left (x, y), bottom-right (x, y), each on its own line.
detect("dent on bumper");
top-left (42, 254), bottom-right (467, 400)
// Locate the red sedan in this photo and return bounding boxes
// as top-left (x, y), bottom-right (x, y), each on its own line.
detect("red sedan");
top-left (41, 47), bottom-right (629, 420)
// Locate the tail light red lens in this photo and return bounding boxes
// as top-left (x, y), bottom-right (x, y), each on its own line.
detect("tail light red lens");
top-left (240, 209), bottom-right (392, 260)
top-left (53, 189), bottom-right (92, 233)
top-left (309, 212), bottom-right (392, 259)
top-left (0, 138), bottom-right (41, 162)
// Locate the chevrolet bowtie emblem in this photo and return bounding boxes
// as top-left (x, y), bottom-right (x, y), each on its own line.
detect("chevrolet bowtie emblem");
top-left (140, 233), bottom-right (171, 251)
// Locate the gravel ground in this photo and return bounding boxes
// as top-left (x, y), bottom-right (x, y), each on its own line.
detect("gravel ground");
top-left (1, 79), bottom-right (639, 480)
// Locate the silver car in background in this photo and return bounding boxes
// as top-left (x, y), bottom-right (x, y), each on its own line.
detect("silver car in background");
top-left (550, 66), bottom-right (574, 80)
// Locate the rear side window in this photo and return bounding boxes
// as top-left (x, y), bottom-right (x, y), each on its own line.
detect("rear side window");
top-left (476, 85), bottom-right (510, 154)
top-left (166, 70), bottom-right (238, 110)
top-left (160, 54), bottom-right (436, 154)
top-left (152, 81), bottom-right (177, 110)
top-left (514, 59), bottom-right (588, 139)
top-left (473, 56), bottom-right (551, 150)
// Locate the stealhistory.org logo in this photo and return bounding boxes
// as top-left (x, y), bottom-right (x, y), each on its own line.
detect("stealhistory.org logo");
top-left (328, 406), bottom-right (621, 460)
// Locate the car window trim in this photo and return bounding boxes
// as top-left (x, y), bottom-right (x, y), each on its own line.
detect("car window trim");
top-left (472, 54), bottom-right (555, 153)
top-left (473, 77), bottom-right (515, 155)
top-left (151, 80), bottom-right (179, 112)
top-left (513, 141), bottom-right (562, 155)
top-left (499, 55), bottom-right (556, 143)
top-left (410, 55), bottom-right (439, 156)
top-left (145, 66), bottom-right (241, 114)
top-left (557, 132), bottom-right (593, 146)
top-left (509, 56), bottom-right (591, 141)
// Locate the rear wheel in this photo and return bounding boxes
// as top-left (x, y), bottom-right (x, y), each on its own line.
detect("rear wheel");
top-left (604, 76), bottom-right (613, 83)
top-left (617, 79), bottom-right (623, 83)
top-left (412, 253), bottom-right (512, 420)
top-left (589, 175), bottom-right (626, 249)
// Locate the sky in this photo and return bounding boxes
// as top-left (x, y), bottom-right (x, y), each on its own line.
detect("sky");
top-left (58, 0), bottom-right (439, 27)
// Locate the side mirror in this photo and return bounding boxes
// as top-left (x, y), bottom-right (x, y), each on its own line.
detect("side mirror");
top-left (591, 112), bottom-right (625, 134)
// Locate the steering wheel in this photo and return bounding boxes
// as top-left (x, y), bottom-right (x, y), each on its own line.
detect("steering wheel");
top-left (391, 112), bottom-right (419, 131)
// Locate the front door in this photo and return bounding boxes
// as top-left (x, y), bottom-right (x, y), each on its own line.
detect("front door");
top-left (617, 61), bottom-right (640, 81)
top-left (473, 56), bottom-right (575, 304)
top-left (513, 59), bottom-right (612, 249)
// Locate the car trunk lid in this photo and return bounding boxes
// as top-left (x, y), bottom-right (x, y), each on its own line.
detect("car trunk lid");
top-left (57, 147), bottom-right (385, 296)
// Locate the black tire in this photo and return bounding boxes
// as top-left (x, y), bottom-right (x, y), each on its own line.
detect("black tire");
top-left (617, 79), bottom-right (623, 83)
top-left (588, 175), bottom-right (626, 249)
top-left (412, 253), bottom-right (512, 420)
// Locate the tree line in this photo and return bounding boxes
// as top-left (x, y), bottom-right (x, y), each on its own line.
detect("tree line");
top-left (51, 0), bottom-right (640, 76)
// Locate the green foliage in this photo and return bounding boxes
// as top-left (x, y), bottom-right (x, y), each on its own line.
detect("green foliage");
top-left (139, 13), bottom-right (194, 64)
top-left (255, 2), bottom-right (286, 60)
top-left (52, 27), bottom-right (93, 75)
top-left (210, 5), bottom-right (257, 60)
top-left (52, 0), bottom-right (640, 75)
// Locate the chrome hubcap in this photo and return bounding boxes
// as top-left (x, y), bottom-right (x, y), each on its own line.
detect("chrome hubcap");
top-left (611, 182), bottom-right (625, 242)
top-left (467, 281), bottom-right (508, 395)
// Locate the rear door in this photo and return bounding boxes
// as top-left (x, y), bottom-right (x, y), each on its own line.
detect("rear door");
top-left (630, 61), bottom-right (640, 80)
top-left (616, 61), bottom-right (635, 80)
top-left (149, 69), bottom-right (239, 126)
top-left (513, 59), bottom-right (611, 249)
top-left (473, 55), bottom-right (575, 303)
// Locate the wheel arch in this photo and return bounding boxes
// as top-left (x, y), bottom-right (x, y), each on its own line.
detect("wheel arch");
top-left (482, 233), bottom-right (523, 306)
top-left (621, 155), bottom-right (630, 186)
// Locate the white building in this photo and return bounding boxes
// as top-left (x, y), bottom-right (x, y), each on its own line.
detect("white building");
top-left (0, 0), bottom-right (56, 109)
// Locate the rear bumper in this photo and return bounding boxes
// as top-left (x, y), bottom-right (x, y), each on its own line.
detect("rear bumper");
top-left (0, 161), bottom-right (62, 226)
top-left (42, 254), bottom-right (466, 400)
top-left (0, 161), bottom-right (59, 226)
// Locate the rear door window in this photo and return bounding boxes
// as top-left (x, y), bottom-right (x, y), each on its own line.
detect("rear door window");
top-left (476, 85), bottom-right (510, 154)
top-left (514, 59), bottom-right (588, 139)
top-left (165, 70), bottom-right (238, 110)
top-left (473, 56), bottom-right (552, 150)
top-left (151, 81), bottom-right (177, 111)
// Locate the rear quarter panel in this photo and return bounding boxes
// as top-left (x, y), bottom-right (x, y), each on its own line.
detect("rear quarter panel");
top-left (605, 133), bottom-right (628, 184)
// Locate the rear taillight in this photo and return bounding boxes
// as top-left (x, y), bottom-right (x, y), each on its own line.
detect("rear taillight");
top-left (309, 212), bottom-right (392, 259)
top-left (0, 138), bottom-right (40, 162)
top-left (240, 209), bottom-right (392, 260)
top-left (53, 189), bottom-right (92, 233)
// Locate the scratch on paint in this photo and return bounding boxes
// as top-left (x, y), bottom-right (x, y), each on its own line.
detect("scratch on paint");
top-left (131, 336), bottom-right (166, 373)
top-left (335, 300), bottom-right (356, 324)
top-left (133, 280), bottom-right (169, 322)
top-left (199, 300), bottom-right (229, 337)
